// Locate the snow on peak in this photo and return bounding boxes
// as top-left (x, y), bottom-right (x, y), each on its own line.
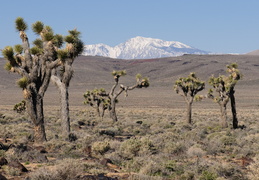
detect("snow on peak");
top-left (82, 36), bottom-right (208, 59)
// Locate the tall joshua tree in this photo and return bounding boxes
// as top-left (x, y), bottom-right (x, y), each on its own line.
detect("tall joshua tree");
top-left (51, 29), bottom-right (84, 138)
top-left (208, 63), bottom-right (242, 128)
top-left (2, 17), bottom-right (75, 143)
top-left (174, 72), bottom-right (205, 124)
top-left (108, 71), bottom-right (149, 122)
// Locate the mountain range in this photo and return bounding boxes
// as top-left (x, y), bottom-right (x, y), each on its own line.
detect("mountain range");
top-left (82, 36), bottom-right (209, 59)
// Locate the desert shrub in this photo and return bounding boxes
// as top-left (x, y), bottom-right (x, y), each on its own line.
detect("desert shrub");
top-left (125, 156), bottom-right (146, 172)
top-left (139, 160), bottom-right (163, 176)
top-left (128, 173), bottom-right (163, 180)
top-left (4, 166), bottom-right (22, 176)
top-left (187, 145), bottom-right (206, 158)
top-left (199, 170), bottom-right (217, 180)
top-left (247, 156), bottom-right (259, 180)
top-left (163, 141), bottom-right (187, 155)
top-left (214, 162), bottom-right (245, 180)
top-left (164, 160), bottom-right (185, 177)
top-left (220, 135), bottom-right (236, 146)
top-left (119, 138), bottom-right (142, 159)
top-left (92, 141), bottom-right (110, 155)
top-left (99, 129), bottom-right (116, 137)
top-left (119, 137), bottom-right (156, 160)
top-left (29, 158), bottom-right (84, 180)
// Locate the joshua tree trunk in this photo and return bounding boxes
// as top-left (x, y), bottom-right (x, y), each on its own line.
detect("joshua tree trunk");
top-left (101, 107), bottom-right (106, 119)
top-left (60, 84), bottom-right (70, 135)
top-left (26, 91), bottom-right (47, 143)
top-left (186, 100), bottom-right (193, 124)
top-left (96, 106), bottom-right (101, 117)
top-left (109, 98), bottom-right (117, 122)
top-left (229, 88), bottom-right (238, 129)
top-left (51, 75), bottom-right (70, 137)
top-left (220, 102), bottom-right (228, 128)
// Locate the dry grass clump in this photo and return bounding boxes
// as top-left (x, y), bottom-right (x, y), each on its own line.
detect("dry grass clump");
top-left (247, 155), bottom-right (259, 180)
top-left (29, 158), bottom-right (84, 180)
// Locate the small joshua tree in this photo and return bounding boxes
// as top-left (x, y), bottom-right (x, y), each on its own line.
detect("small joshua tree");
top-left (83, 88), bottom-right (110, 118)
top-left (208, 63), bottom-right (242, 128)
top-left (208, 76), bottom-right (229, 128)
top-left (174, 72), bottom-right (205, 124)
top-left (108, 70), bottom-right (149, 122)
top-left (13, 100), bottom-right (26, 114)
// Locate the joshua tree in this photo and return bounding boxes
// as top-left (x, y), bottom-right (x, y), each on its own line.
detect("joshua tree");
top-left (208, 63), bottom-right (242, 128)
top-left (13, 100), bottom-right (26, 114)
top-left (108, 70), bottom-right (149, 122)
top-left (208, 75), bottom-right (229, 128)
top-left (83, 88), bottom-right (110, 118)
top-left (1, 17), bottom-right (76, 143)
top-left (227, 63), bottom-right (242, 129)
top-left (174, 72), bottom-right (205, 124)
top-left (51, 29), bottom-right (84, 138)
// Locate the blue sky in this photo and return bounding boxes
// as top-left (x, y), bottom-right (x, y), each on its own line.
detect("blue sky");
top-left (1, 0), bottom-right (259, 54)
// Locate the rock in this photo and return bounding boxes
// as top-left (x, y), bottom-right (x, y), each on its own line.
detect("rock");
top-left (100, 158), bottom-right (112, 166)
top-left (99, 130), bottom-right (115, 137)
top-left (136, 121), bottom-right (143, 124)
top-left (0, 173), bottom-right (7, 180)
top-left (97, 174), bottom-right (118, 180)
top-left (0, 157), bottom-right (8, 166)
top-left (34, 146), bottom-right (47, 153)
top-left (68, 133), bottom-right (78, 142)
top-left (83, 146), bottom-right (92, 156)
top-left (78, 121), bottom-right (86, 126)
top-left (8, 159), bottom-right (28, 172)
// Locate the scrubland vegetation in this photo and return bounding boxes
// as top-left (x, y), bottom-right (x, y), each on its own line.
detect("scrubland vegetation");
top-left (0, 105), bottom-right (259, 179)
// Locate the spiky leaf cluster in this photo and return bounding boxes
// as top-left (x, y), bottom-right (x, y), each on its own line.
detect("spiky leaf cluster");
top-left (17, 77), bottom-right (28, 89)
top-left (30, 47), bottom-right (42, 55)
top-left (174, 72), bottom-right (205, 97)
top-left (137, 76), bottom-right (150, 88)
top-left (208, 63), bottom-right (242, 103)
top-left (43, 32), bottom-right (54, 41)
top-left (112, 70), bottom-right (127, 78)
top-left (33, 39), bottom-right (43, 48)
top-left (4, 62), bottom-right (12, 71)
top-left (32, 21), bottom-right (44, 34)
top-left (226, 63), bottom-right (242, 85)
top-left (14, 44), bottom-right (23, 54)
top-left (57, 49), bottom-right (68, 62)
top-left (2, 46), bottom-right (22, 68)
top-left (64, 29), bottom-right (84, 58)
top-left (2, 46), bottom-right (14, 59)
top-left (15, 17), bottom-right (27, 31)
top-left (53, 34), bottom-right (63, 48)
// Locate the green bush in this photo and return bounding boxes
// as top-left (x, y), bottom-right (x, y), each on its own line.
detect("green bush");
top-left (199, 170), bottom-right (217, 180)
top-left (92, 141), bottom-right (110, 155)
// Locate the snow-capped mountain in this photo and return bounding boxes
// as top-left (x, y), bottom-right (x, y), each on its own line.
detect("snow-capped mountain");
top-left (82, 36), bottom-right (209, 59)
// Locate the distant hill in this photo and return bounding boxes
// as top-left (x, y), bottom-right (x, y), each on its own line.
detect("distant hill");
top-left (82, 36), bottom-right (209, 59)
top-left (1, 54), bottom-right (259, 108)
top-left (246, 49), bottom-right (259, 55)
